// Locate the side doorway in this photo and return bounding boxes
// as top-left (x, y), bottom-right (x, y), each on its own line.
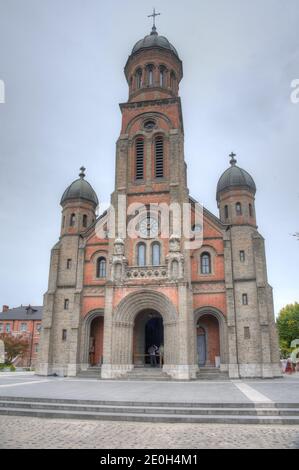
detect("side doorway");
top-left (197, 326), bottom-right (206, 366)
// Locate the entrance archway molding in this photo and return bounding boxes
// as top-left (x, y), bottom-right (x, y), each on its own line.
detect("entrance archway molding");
top-left (194, 306), bottom-right (228, 372)
top-left (101, 289), bottom-right (195, 380)
top-left (80, 309), bottom-right (104, 371)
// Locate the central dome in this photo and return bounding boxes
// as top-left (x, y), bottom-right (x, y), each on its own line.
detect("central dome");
top-left (131, 26), bottom-right (179, 58)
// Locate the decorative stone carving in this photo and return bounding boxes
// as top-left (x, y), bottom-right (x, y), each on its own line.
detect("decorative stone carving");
top-left (166, 236), bottom-right (184, 280)
top-left (114, 238), bottom-right (125, 255)
top-left (110, 238), bottom-right (127, 282)
top-left (169, 234), bottom-right (180, 252)
top-left (126, 265), bottom-right (167, 280)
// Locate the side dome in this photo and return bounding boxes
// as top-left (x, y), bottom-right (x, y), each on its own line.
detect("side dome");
top-left (131, 26), bottom-right (179, 58)
top-left (216, 154), bottom-right (256, 202)
top-left (60, 167), bottom-right (99, 207)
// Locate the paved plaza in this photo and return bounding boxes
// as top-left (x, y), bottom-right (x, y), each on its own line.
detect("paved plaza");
top-left (0, 372), bottom-right (298, 449)
top-left (0, 372), bottom-right (298, 403)
top-left (1, 415), bottom-right (299, 449)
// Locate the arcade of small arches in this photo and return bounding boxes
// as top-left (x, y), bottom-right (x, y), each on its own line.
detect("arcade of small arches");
top-left (62, 212), bottom-right (95, 230)
top-left (130, 64), bottom-right (177, 94)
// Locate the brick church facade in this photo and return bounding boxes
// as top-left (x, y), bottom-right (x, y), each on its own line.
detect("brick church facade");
top-left (36, 24), bottom-right (281, 380)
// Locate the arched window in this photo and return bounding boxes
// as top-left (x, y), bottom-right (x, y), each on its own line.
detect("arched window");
top-left (200, 252), bottom-right (211, 274)
top-left (224, 205), bottom-right (229, 219)
top-left (135, 138), bottom-right (144, 180)
top-left (170, 71), bottom-right (176, 91)
top-left (152, 242), bottom-right (161, 266)
top-left (155, 136), bottom-right (164, 178)
top-left (83, 214), bottom-right (88, 228)
top-left (70, 213), bottom-right (76, 227)
top-left (96, 257), bottom-right (106, 278)
top-left (62, 216), bottom-right (65, 228)
top-left (137, 243), bottom-right (146, 267)
top-left (159, 66), bottom-right (166, 87)
top-left (236, 202), bottom-right (242, 216)
top-left (249, 203), bottom-right (253, 217)
top-left (136, 68), bottom-right (142, 89)
top-left (146, 64), bottom-right (154, 86)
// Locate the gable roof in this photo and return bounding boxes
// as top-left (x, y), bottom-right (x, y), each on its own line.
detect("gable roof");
top-left (189, 196), bottom-right (225, 231)
top-left (0, 305), bottom-right (43, 321)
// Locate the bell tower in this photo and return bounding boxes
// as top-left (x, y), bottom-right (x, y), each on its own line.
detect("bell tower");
top-left (112, 17), bottom-right (188, 214)
top-left (101, 14), bottom-right (197, 380)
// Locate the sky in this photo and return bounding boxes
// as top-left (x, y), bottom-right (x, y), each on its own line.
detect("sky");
top-left (0, 0), bottom-right (298, 315)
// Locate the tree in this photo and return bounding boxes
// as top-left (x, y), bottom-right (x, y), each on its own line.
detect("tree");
top-left (0, 333), bottom-right (29, 364)
top-left (277, 302), bottom-right (299, 357)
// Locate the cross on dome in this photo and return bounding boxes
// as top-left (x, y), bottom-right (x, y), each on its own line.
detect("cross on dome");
top-left (148, 8), bottom-right (161, 34)
top-left (79, 166), bottom-right (86, 178)
top-left (229, 152), bottom-right (237, 166)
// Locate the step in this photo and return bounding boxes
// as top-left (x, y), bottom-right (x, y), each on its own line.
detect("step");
top-left (0, 404), bottom-right (299, 424)
top-left (197, 368), bottom-right (229, 380)
top-left (1, 400), bottom-right (299, 417)
top-left (1, 396), bottom-right (299, 409)
top-left (124, 368), bottom-right (172, 381)
top-left (0, 397), bottom-right (299, 424)
top-left (77, 367), bottom-right (102, 378)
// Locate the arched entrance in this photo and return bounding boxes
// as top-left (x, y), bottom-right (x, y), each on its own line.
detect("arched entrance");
top-left (80, 310), bottom-right (104, 370)
top-left (196, 315), bottom-right (220, 367)
top-left (108, 290), bottom-right (178, 373)
top-left (133, 309), bottom-right (164, 367)
top-left (194, 307), bottom-right (228, 369)
top-left (89, 316), bottom-right (104, 366)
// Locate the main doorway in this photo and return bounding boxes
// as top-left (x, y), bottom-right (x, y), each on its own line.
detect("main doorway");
top-left (133, 309), bottom-right (164, 367)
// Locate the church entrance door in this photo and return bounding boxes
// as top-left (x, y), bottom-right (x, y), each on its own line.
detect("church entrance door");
top-left (133, 309), bottom-right (164, 367)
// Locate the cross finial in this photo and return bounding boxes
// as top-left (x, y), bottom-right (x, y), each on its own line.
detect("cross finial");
top-left (229, 152), bottom-right (237, 166)
top-left (79, 166), bottom-right (86, 178)
top-left (148, 8), bottom-right (161, 34)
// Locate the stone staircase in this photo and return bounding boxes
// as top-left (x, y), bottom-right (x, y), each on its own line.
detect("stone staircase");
top-left (0, 396), bottom-right (298, 424)
top-left (197, 367), bottom-right (229, 380)
top-left (77, 366), bottom-right (102, 379)
top-left (123, 367), bottom-right (172, 381)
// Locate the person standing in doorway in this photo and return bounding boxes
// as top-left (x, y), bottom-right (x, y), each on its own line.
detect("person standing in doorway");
top-left (148, 344), bottom-right (158, 367)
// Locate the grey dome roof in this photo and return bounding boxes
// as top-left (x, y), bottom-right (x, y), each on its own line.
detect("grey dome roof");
top-left (216, 154), bottom-right (256, 201)
top-left (132, 27), bottom-right (179, 58)
top-left (60, 167), bottom-right (99, 206)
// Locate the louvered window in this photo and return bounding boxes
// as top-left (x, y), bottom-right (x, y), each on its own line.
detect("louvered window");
top-left (155, 137), bottom-right (164, 178)
top-left (135, 139), bottom-right (144, 180)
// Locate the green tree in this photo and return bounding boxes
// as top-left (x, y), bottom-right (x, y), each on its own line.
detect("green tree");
top-left (277, 302), bottom-right (299, 357)
top-left (0, 333), bottom-right (29, 364)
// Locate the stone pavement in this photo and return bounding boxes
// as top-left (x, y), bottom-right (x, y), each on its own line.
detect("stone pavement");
top-left (0, 373), bottom-right (298, 449)
top-left (0, 373), bottom-right (298, 403)
top-left (0, 415), bottom-right (298, 449)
